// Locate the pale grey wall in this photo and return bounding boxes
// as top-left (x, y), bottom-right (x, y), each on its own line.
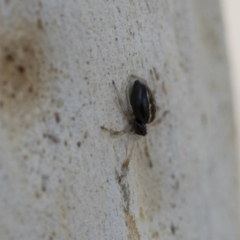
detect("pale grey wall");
top-left (0, 0), bottom-right (239, 239)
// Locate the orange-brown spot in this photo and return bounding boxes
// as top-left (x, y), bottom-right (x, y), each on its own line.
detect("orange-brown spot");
top-left (43, 133), bottom-right (59, 143)
top-left (152, 231), bottom-right (159, 238)
top-left (125, 211), bottom-right (140, 240)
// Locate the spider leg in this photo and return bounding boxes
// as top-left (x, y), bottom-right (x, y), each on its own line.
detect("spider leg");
top-left (122, 140), bottom-right (135, 170)
top-left (112, 81), bottom-right (132, 121)
top-left (144, 137), bottom-right (153, 168)
top-left (151, 110), bottom-right (169, 126)
top-left (125, 81), bottom-right (132, 115)
top-left (101, 125), bottom-right (131, 136)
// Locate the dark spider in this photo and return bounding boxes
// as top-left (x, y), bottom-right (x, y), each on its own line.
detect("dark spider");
top-left (101, 75), bottom-right (167, 169)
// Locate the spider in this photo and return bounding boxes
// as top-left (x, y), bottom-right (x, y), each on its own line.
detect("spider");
top-left (101, 75), bottom-right (167, 169)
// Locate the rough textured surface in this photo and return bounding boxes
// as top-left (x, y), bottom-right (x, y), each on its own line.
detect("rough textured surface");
top-left (0, 0), bottom-right (239, 239)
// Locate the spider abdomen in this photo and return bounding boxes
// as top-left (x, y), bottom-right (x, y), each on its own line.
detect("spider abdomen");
top-left (130, 80), bottom-right (156, 124)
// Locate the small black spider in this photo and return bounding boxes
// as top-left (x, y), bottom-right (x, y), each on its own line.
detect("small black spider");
top-left (101, 75), bottom-right (166, 169)
top-left (102, 75), bottom-right (156, 134)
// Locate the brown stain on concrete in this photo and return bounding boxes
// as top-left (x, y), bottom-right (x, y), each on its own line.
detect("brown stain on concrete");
top-left (125, 211), bottom-right (140, 240)
top-left (152, 231), bottom-right (159, 239)
top-left (0, 20), bottom-right (50, 118)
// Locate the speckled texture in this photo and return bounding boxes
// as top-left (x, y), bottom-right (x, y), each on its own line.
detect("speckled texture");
top-left (0, 0), bottom-right (239, 239)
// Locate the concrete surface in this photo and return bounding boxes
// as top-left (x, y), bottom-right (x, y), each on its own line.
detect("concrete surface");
top-left (0, 0), bottom-right (239, 239)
